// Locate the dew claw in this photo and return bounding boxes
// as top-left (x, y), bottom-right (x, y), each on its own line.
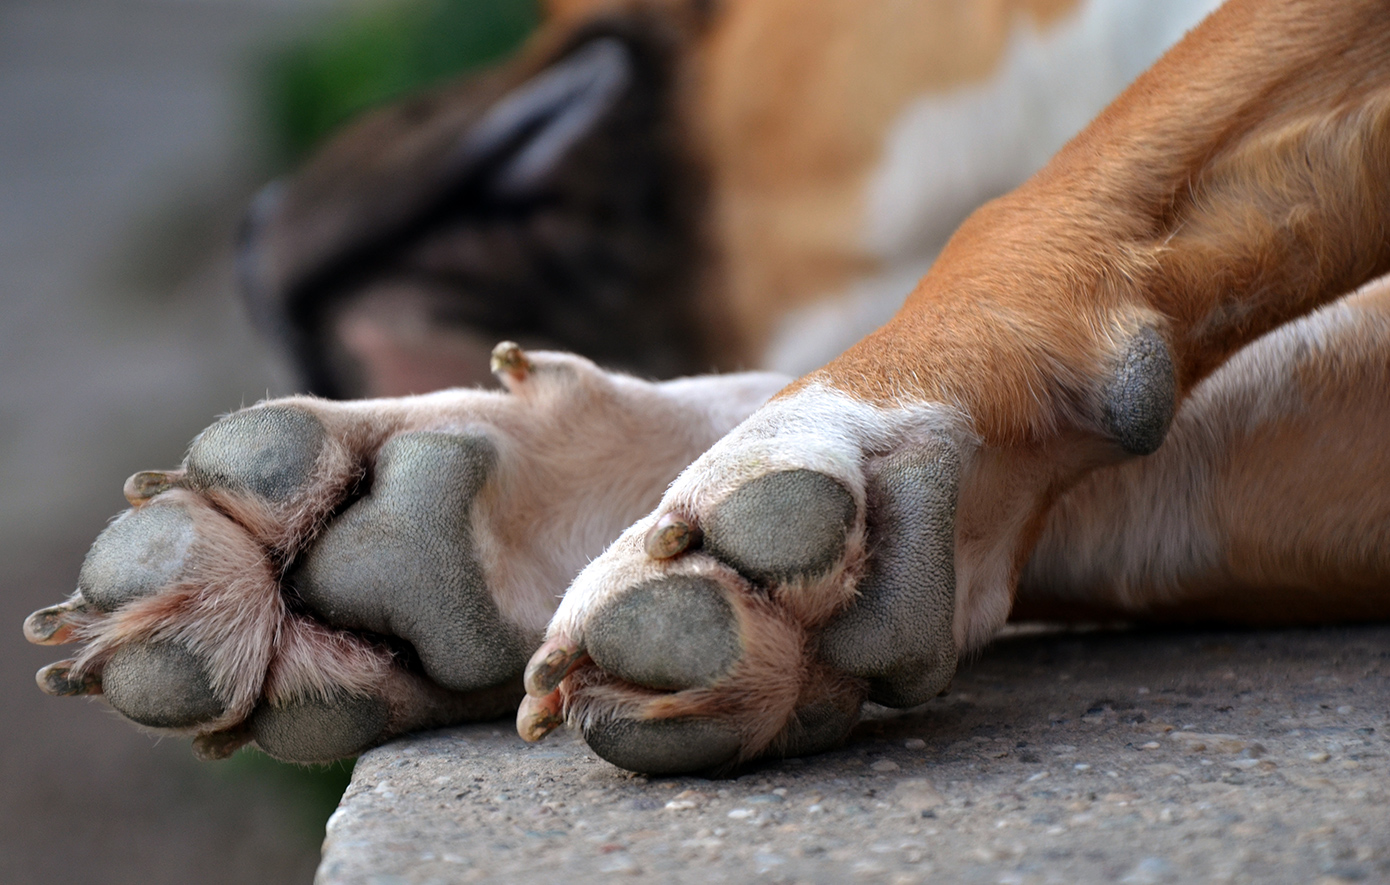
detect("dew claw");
top-left (490, 341), bottom-right (532, 382)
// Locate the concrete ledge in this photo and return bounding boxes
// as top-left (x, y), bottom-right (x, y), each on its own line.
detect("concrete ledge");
top-left (319, 626), bottom-right (1390, 884)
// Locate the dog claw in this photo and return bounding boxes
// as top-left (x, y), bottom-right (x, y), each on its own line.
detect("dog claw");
top-left (523, 634), bottom-right (586, 696)
top-left (516, 691), bottom-right (564, 742)
top-left (23, 600), bottom-right (88, 645)
top-left (490, 341), bottom-right (532, 382)
top-left (123, 470), bottom-right (180, 506)
top-left (192, 728), bottom-right (252, 761)
top-left (643, 512), bottom-right (699, 559)
top-left (36, 660), bottom-right (101, 697)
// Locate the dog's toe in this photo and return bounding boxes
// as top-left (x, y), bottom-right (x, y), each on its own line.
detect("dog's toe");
top-left (584, 576), bottom-right (743, 690)
top-left (248, 692), bottom-right (390, 763)
top-left (102, 642), bottom-right (226, 729)
top-left (703, 469), bottom-right (856, 584)
top-left (185, 406), bottom-right (326, 502)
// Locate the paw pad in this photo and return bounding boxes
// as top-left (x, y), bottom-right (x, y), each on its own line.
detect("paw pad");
top-left (820, 444), bottom-right (959, 706)
top-left (703, 469), bottom-right (856, 583)
top-left (291, 431), bottom-right (527, 692)
top-left (186, 406), bottom-right (326, 501)
top-left (102, 642), bottom-right (225, 729)
top-left (249, 693), bottom-right (390, 764)
top-left (79, 505), bottom-right (196, 611)
top-left (581, 717), bottom-right (742, 776)
top-left (585, 576), bottom-right (742, 691)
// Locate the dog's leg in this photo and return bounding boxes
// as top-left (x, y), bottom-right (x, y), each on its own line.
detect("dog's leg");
top-left (24, 345), bottom-right (786, 763)
top-left (526, 0), bottom-right (1390, 774)
top-left (1022, 274), bottom-right (1390, 623)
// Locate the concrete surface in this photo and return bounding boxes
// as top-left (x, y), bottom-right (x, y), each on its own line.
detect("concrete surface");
top-left (319, 624), bottom-right (1389, 884)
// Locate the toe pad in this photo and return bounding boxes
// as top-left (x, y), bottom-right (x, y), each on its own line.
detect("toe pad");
top-left (186, 406), bottom-right (326, 501)
top-left (103, 642), bottom-right (225, 729)
top-left (703, 469), bottom-right (855, 583)
top-left (585, 577), bottom-right (741, 691)
top-left (249, 694), bottom-right (389, 763)
top-left (79, 505), bottom-right (195, 611)
top-left (582, 717), bottom-right (742, 775)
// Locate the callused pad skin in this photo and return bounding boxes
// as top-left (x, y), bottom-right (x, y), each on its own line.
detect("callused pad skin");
top-left (248, 694), bottom-right (390, 763)
top-left (102, 642), bottom-right (225, 729)
top-left (185, 406), bottom-right (326, 501)
top-left (584, 576), bottom-right (742, 690)
top-left (703, 469), bottom-right (856, 584)
top-left (582, 717), bottom-right (743, 776)
top-left (78, 505), bottom-right (196, 612)
top-left (1101, 326), bottom-right (1176, 456)
top-left (292, 432), bottom-right (527, 692)
top-left (819, 442), bottom-right (959, 708)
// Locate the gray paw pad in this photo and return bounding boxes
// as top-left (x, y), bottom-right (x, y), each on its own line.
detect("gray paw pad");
top-left (776, 698), bottom-right (859, 758)
top-left (103, 642), bottom-right (225, 729)
top-left (79, 505), bottom-right (196, 612)
top-left (1102, 326), bottom-right (1176, 455)
top-left (292, 432), bottom-right (526, 693)
top-left (582, 717), bottom-right (741, 775)
top-left (249, 694), bottom-right (389, 763)
top-left (186, 406), bottom-right (326, 501)
top-left (703, 469), bottom-right (856, 583)
top-left (820, 444), bottom-right (959, 707)
top-left (585, 577), bottom-right (741, 691)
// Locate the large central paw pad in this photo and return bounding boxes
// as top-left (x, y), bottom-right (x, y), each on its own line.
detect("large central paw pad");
top-left (25, 346), bottom-right (638, 763)
top-left (520, 392), bottom-right (966, 775)
top-left (293, 432), bottom-right (526, 692)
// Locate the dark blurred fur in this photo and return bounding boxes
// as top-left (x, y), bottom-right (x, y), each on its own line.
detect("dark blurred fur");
top-left (241, 5), bottom-right (732, 398)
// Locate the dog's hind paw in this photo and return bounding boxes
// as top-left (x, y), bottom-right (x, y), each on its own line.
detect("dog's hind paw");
top-left (26, 345), bottom-right (750, 763)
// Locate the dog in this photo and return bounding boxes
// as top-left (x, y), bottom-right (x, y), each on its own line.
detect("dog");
top-left (25, 0), bottom-right (1390, 775)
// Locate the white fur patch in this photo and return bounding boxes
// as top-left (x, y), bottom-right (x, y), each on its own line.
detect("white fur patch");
top-left (864, 0), bottom-right (1223, 261)
top-left (764, 0), bottom-right (1223, 375)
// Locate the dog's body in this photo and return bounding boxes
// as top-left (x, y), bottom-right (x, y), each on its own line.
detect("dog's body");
top-left (28, 0), bottom-right (1390, 774)
top-left (240, 0), bottom-right (1221, 394)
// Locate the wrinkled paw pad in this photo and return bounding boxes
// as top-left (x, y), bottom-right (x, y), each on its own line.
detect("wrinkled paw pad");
top-left (186, 406), bottom-right (327, 502)
top-left (248, 693), bottom-right (389, 764)
top-left (1102, 326), bottom-right (1176, 456)
top-left (581, 717), bottom-right (743, 776)
top-left (703, 469), bottom-right (856, 584)
top-left (292, 431), bottom-right (527, 693)
top-left (820, 444), bottom-right (959, 707)
top-left (584, 576), bottom-right (742, 691)
top-left (102, 642), bottom-right (226, 729)
top-left (78, 505), bottom-right (197, 611)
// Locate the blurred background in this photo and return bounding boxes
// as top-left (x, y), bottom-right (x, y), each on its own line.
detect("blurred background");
top-left (0, 0), bottom-right (535, 881)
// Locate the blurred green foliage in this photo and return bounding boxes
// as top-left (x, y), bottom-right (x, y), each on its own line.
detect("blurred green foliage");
top-left (214, 749), bottom-right (358, 841)
top-left (264, 0), bottom-right (541, 161)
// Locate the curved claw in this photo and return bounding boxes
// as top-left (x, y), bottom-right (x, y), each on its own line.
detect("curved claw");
top-left (643, 512), bottom-right (699, 560)
top-left (490, 341), bottom-right (532, 384)
top-left (23, 600), bottom-right (90, 646)
top-left (123, 470), bottom-right (182, 506)
top-left (36, 660), bottom-right (101, 697)
top-left (523, 634), bottom-right (587, 697)
top-left (516, 691), bottom-right (564, 742)
top-left (192, 728), bottom-right (252, 761)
